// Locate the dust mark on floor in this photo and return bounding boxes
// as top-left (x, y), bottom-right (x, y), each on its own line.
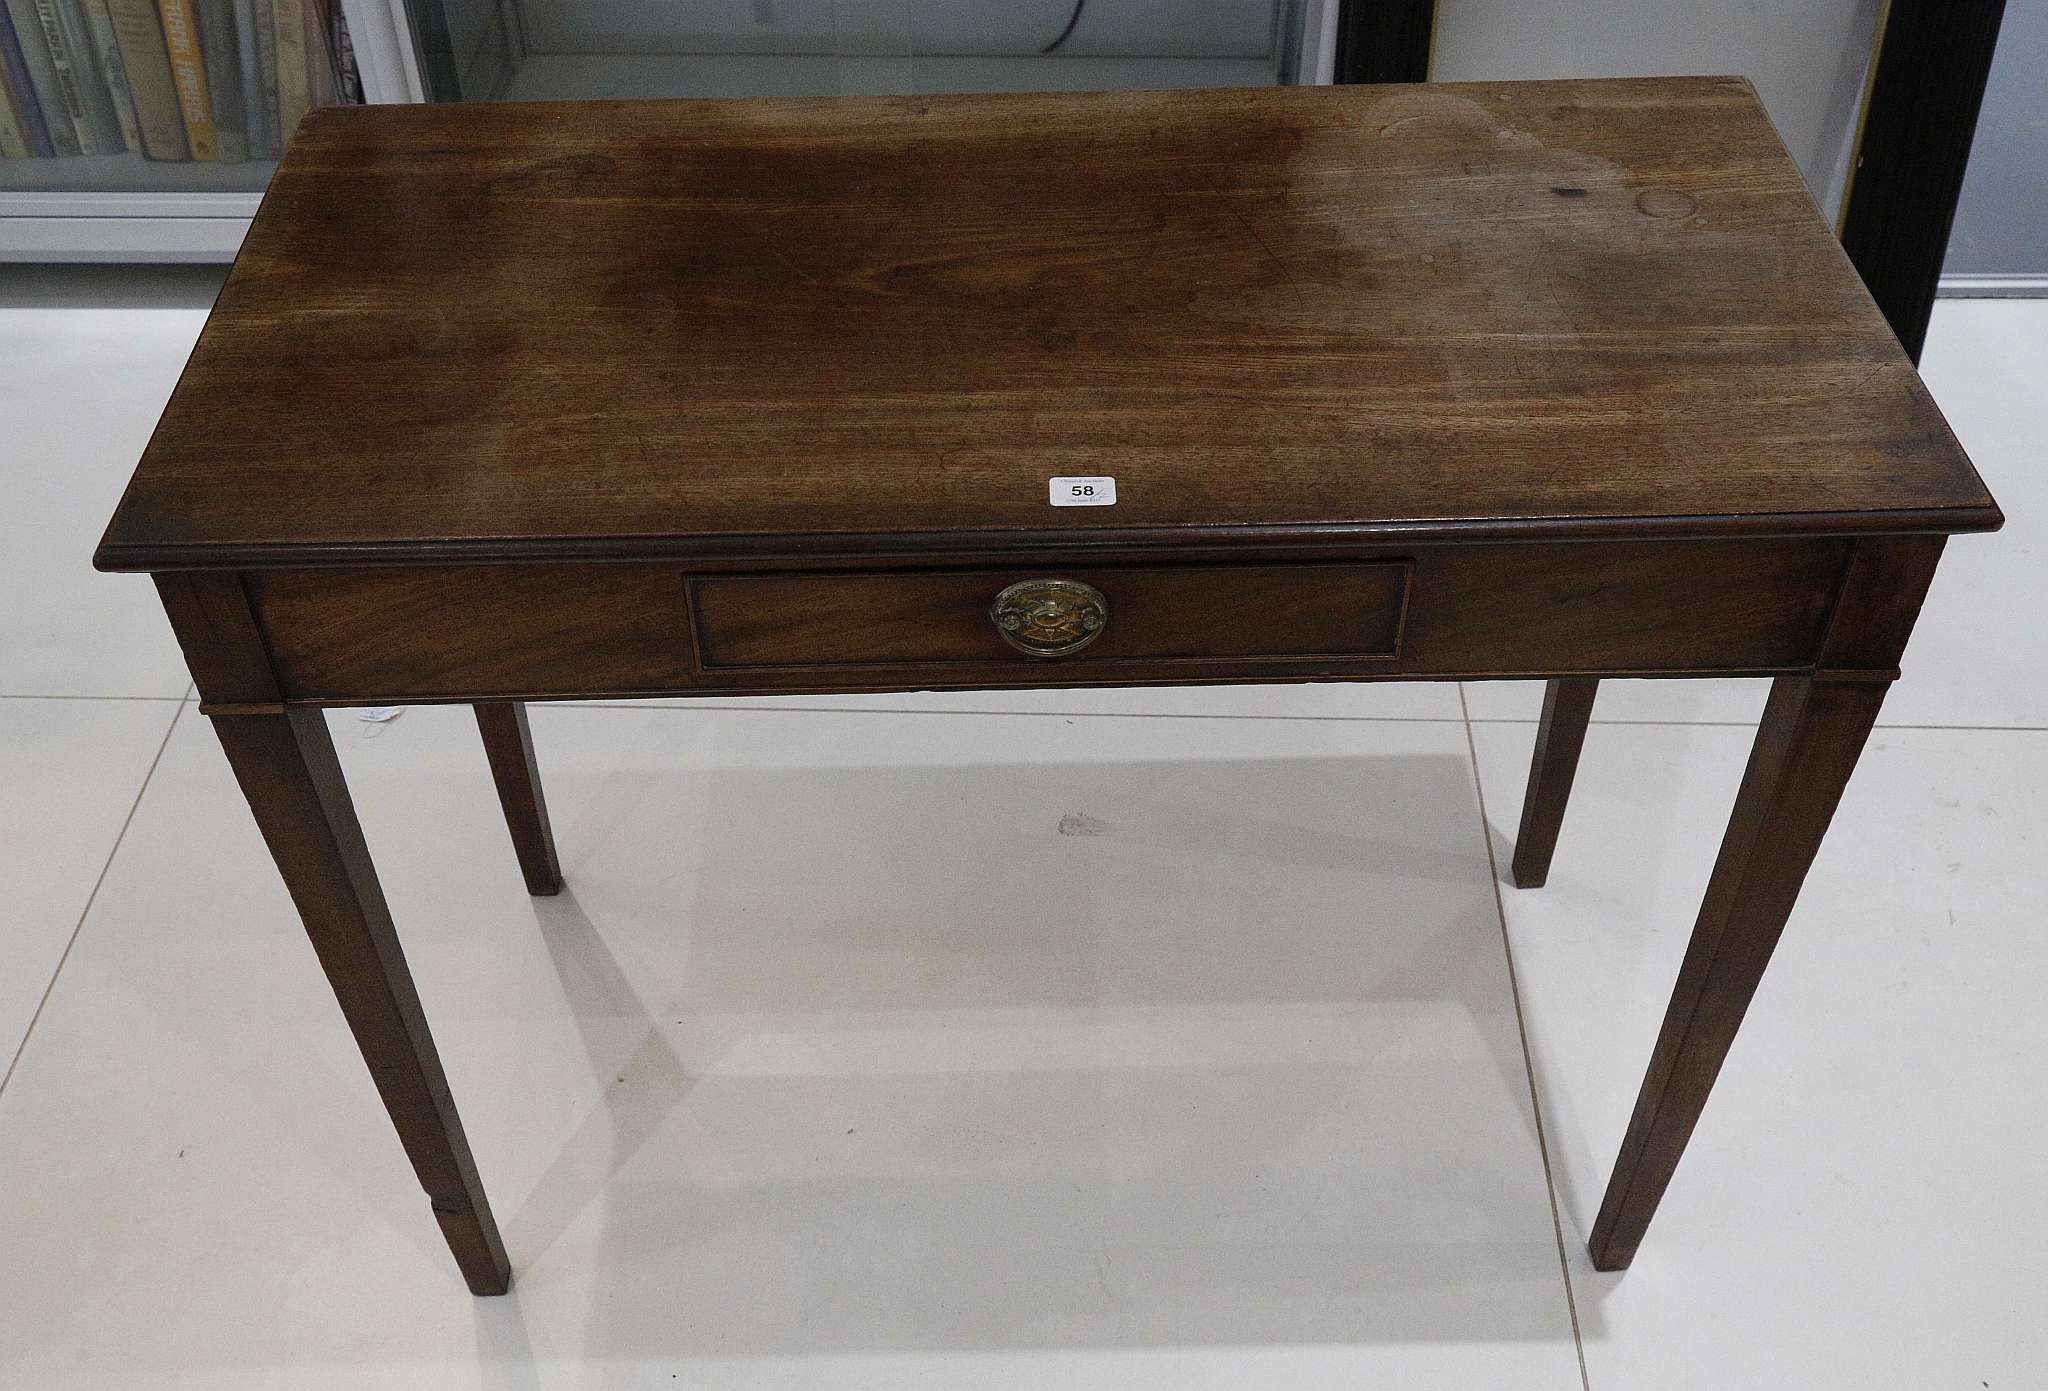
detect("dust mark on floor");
top-left (1057, 812), bottom-right (1110, 837)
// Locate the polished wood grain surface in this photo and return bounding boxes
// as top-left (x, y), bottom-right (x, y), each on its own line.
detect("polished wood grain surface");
top-left (96, 77), bottom-right (1996, 572)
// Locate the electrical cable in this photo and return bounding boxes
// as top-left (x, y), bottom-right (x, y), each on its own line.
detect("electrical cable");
top-left (1040, 0), bottom-right (1087, 54)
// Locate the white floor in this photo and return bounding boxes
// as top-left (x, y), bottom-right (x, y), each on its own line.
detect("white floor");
top-left (0, 270), bottom-right (2042, 1389)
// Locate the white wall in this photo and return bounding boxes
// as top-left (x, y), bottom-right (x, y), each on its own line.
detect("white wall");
top-left (1946, 0), bottom-right (2048, 280)
top-left (1430, 0), bottom-right (1883, 222)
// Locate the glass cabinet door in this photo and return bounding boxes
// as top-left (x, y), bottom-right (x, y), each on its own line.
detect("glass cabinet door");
top-left (407, 0), bottom-right (1337, 105)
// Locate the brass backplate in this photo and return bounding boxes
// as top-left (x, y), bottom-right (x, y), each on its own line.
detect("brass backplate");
top-left (989, 579), bottom-right (1109, 657)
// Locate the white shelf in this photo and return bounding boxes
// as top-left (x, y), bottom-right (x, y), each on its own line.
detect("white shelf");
top-left (0, 157), bottom-right (269, 259)
top-left (0, 206), bottom-right (258, 261)
top-left (0, 150), bottom-right (275, 263)
top-left (0, 152), bottom-right (276, 195)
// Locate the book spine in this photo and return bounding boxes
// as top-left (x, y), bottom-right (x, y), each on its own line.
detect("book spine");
top-left (3, 0), bottom-right (74, 152)
top-left (228, 0), bottom-right (259, 156)
top-left (3, 0), bottom-right (73, 153)
top-left (250, 0), bottom-right (273, 147)
top-left (0, 54), bottom-right (30, 156)
top-left (105, 0), bottom-right (183, 159)
top-left (30, 0), bottom-right (97, 153)
top-left (323, 0), bottom-right (350, 102)
top-left (193, 0), bottom-right (239, 159)
top-left (82, 0), bottom-right (142, 152)
top-left (0, 0), bottom-right (57, 154)
top-left (267, 0), bottom-right (301, 141)
top-left (153, 0), bottom-right (209, 157)
top-left (300, 0), bottom-right (330, 108)
top-left (54, 0), bottom-right (122, 150)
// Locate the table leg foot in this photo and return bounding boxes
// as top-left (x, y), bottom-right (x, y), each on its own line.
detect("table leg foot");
top-left (210, 707), bottom-right (515, 1294)
top-left (1587, 674), bottom-right (1887, 1269)
top-left (1509, 678), bottom-right (1599, 889)
top-left (434, 1195), bottom-right (514, 1295)
top-left (475, 701), bottom-right (563, 896)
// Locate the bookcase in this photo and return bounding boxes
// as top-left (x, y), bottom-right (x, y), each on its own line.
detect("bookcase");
top-left (2, 0), bottom-right (1340, 259)
top-left (0, 0), bottom-right (418, 258)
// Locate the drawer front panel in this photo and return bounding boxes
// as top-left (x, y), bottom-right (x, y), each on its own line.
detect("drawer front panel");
top-left (688, 564), bottom-right (1411, 671)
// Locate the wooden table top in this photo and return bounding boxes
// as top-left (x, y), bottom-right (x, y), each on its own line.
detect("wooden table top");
top-left (97, 77), bottom-right (1998, 572)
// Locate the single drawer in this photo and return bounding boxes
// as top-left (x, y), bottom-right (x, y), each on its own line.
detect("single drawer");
top-left (687, 563), bottom-right (1412, 672)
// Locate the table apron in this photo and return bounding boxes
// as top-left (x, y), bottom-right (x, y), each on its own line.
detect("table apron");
top-left (232, 536), bottom-right (1866, 706)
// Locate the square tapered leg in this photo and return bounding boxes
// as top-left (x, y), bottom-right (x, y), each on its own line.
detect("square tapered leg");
top-left (210, 707), bottom-right (513, 1294)
top-left (1510, 678), bottom-right (1599, 889)
top-left (474, 701), bottom-right (563, 896)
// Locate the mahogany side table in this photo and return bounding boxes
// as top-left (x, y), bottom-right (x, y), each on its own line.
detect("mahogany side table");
top-left (96, 78), bottom-right (2001, 1294)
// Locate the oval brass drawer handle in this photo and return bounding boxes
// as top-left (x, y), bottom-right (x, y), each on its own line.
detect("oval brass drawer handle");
top-left (989, 579), bottom-right (1109, 657)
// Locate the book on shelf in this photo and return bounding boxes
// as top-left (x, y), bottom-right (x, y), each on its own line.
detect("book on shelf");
top-left (157, 0), bottom-right (214, 158)
top-left (106, 0), bottom-right (185, 159)
top-left (59, 0), bottom-right (127, 152)
top-left (248, 0), bottom-right (277, 152)
top-left (84, 0), bottom-right (147, 154)
top-left (229, 0), bottom-right (257, 156)
top-left (1, 0), bottom-right (350, 160)
top-left (267, 0), bottom-right (301, 140)
top-left (31, 0), bottom-right (105, 153)
top-left (323, 0), bottom-right (353, 103)
top-left (3, 0), bottom-right (58, 156)
top-left (193, 0), bottom-right (241, 160)
top-left (2, 0), bottom-right (79, 155)
top-left (300, 0), bottom-right (328, 106)
top-left (0, 39), bottom-right (30, 156)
